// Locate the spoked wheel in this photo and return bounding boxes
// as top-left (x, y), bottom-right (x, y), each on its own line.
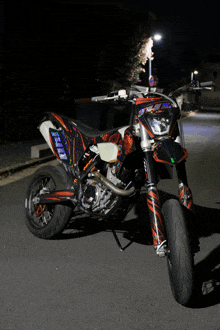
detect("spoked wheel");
top-left (25, 165), bottom-right (72, 239)
top-left (162, 199), bottom-right (194, 306)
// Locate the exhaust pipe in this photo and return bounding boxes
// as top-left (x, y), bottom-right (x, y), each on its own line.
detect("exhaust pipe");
top-left (89, 171), bottom-right (135, 196)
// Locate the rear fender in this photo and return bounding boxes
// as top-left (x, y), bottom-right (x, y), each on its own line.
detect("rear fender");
top-left (39, 121), bottom-right (70, 163)
top-left (39, 120), bottom-right (56, 154)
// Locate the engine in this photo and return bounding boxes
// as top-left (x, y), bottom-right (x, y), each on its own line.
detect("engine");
top-left (81, 179), bottom-right (119, 216)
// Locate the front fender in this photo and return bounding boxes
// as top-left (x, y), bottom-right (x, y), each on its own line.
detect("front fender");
top-left (153, 139), bottom-right (188, 165)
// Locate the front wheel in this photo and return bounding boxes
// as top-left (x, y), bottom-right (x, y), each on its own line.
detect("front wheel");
top-left (162, 199), bottom-right (194, 306)
top-left (25, 165), bottom-right (72, 239)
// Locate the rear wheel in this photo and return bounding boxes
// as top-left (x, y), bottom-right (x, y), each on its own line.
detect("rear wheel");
top-left (162, 199), bottom-right (194, 306)
top-left (25, 165), bottom-right (72, 239)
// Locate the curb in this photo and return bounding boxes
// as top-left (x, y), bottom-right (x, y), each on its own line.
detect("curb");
top-left (0, 154), bottom-right (56, 179)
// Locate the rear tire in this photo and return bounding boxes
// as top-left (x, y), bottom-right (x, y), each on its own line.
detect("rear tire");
top-left (162, 199), bottom-right (194, 306)
top-left (25, 165), bottom-right (72, 239)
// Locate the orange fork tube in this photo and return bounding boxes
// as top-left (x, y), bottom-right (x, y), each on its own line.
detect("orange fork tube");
top-left (176, 161), bottom-right (194, 211)
top-left (147, 187), bottom-right (165, 246)
top-left (144, 150), bottom-right (165, 246)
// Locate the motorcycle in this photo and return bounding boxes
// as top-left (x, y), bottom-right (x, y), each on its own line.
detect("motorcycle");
top-left (25, 86), bottom-right (199, 306)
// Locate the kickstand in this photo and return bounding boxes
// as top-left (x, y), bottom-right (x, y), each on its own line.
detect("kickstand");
top-left (111, 228), bottom-right (133, 252)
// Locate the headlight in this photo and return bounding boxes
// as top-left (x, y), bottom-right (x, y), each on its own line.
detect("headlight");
top-left (147, 113), bottom-right (171, 135)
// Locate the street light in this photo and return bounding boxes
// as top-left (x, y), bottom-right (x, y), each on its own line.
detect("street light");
top-left (149, 34), bottom-right (162, 87)
top-left (191, 70), bottom-right (198, 82)
top-left (154, 34), bottom-right (162, 41)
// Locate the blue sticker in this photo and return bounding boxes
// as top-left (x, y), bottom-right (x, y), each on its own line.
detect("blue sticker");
top-left (145, 105), bottom-right (153, 112)
top-left (51, 131), bottom-right (68, 160)
top-left (138, 108), bottom-right (145, 117)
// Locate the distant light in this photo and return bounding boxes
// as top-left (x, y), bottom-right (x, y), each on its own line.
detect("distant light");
top-left (154, 34), bottom-right (162, 41)
top-left (194, 70), bottom-right (198, 74)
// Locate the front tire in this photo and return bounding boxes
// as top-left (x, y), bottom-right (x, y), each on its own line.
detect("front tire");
top-left (162, 199), bottom-right (194, 306)
top-left (25, 165), bottom-right (72, 239)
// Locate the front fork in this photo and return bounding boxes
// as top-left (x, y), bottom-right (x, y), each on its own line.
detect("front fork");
top-left (144, 151), bottom-right (194, 256)
top-left (140, 127), bottom-right (166, 256)
top-left (140, 126), bottom-right (194, 256)
top-left (143, 150), bottom-right (166, 253)
top-left (176, 161), bottom-right (194, 211)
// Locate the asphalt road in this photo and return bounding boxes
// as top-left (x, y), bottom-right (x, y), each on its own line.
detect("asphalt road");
top-left (1, 112), bottom-right (220, 330)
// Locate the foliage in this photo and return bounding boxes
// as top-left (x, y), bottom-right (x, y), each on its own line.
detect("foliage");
top-left (127, 36), bottom-right (153, 85)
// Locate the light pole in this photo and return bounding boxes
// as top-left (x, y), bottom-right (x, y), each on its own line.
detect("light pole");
top-left (191, 70), bottom-right (198, 82)
top-left (149, 34), bottom-right (162, 87)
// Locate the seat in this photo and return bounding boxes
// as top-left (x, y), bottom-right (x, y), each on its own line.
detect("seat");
top-left (70, 118), bottom-right (126, 138)
top-left (72, 100), bottom-right (135, 138)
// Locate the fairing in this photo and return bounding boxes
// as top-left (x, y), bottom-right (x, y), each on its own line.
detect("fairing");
top-left (135, 97), bottom-right (180, 139)
top-left (153, 139), bottom-right (188, 165)
top-left (134, 97), bottom-right (187, 165)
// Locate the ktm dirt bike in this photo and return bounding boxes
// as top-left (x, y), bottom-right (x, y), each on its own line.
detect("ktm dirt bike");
top-left (25, 86), bottom-right (199, 306)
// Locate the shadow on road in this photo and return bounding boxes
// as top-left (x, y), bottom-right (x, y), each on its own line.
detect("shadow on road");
top-left (56, 198), bottom-right (153, 247)
top-left (55, 190), bottom-right (220, 308)
top-left (194, 204), bottom-right (220, 238)
top-left (193, 245), bottom-right (220, 308)
top-left (189, 204), bottom-right (220, 308)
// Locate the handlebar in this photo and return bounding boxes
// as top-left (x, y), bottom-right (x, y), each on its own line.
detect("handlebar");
top-left (91, 95), bottom-right (120, 102)
top-left (91, 85), bottom-right (178, 108)
top-left (169, 85), bottom-right (212, 97)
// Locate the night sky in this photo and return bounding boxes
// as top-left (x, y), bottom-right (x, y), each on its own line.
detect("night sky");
top-left (1, 1), bottom-right (220, 92)
top-left (0, 0), bottom-right (219, 142)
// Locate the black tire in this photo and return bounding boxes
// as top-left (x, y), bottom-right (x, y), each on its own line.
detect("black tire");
top-left (25, 165), bottom-right (72, 239)
top-left (162, 199), bottom-right (194, 306)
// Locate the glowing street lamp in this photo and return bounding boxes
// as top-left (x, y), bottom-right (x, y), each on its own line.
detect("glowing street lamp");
top-left (149, 34), bottom-right (162, 87)
top-left (154, 34), bottom-right (162, 41)
top-left (127, 33), bottom-right (162, 85)
top-left (191, 70), bottom-right (198, 82)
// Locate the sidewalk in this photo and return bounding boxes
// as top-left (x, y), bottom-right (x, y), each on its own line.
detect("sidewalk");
top-left (0, 139), bottom-right (55, 178)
